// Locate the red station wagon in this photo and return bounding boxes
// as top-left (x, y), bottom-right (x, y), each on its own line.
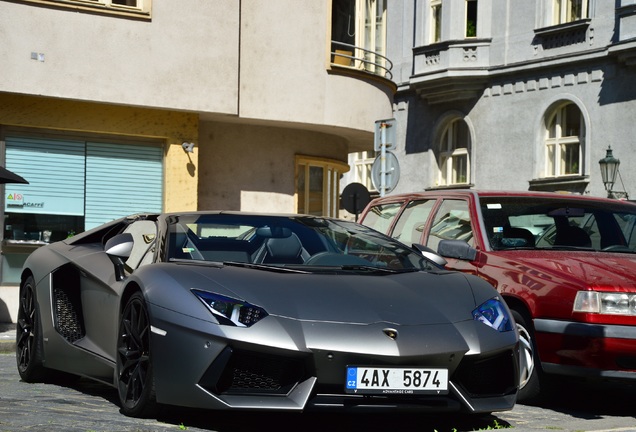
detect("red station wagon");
top-left (359, 190), bottom-right (636, 402)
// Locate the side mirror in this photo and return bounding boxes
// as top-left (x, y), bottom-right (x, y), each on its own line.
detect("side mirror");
top-left (105, 233), bottom-right (134, 281)
top-left (412, 243), bottom-right (448, 268)
top-left (437, 239), bottom-right (477, 261)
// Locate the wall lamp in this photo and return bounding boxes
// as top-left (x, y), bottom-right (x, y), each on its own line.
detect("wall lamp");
top-left (182, 142), bottom-right (195, 153)
top-left (599, 146), bottom-right (628, 199)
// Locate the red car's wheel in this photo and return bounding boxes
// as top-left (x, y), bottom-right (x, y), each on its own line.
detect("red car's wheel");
top-left (512, 310), bottom-right (542, 402)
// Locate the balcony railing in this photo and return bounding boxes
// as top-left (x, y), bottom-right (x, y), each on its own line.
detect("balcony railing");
top-left (330, 41), bottom-right (393, 80)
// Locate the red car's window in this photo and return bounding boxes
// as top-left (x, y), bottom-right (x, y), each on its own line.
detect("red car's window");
top-left (392, 199), bottom-right (436, 246)
top-left (426, 199), bottom-right (474, 251)
top-left (361, 202), bottom-right (403, 235)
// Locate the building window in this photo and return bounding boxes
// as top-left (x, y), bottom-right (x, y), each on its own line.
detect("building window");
top-left (553, 0), bottom-right (588, 25)
top-left (331, 0), bottom-right (389, 77)
top-left (350, 151), bottom-right (377, 192)
top-left (431, 0), bottom-right (442, 43)
top-left (20, 0), bottom-right (151, 16)
top-left (296, 156), bottom-right (349, 217)
top-left (545, 103), bottom-right (583, 177)
top-left (465, 0), bottom-right (477, 38)
top-left (438, 119), bottom-right (471, 186)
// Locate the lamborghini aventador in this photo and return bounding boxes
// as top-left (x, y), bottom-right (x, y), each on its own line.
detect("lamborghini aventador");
top-left (16, 212), bottom-right (519, 418)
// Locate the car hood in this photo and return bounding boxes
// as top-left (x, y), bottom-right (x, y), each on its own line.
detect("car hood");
top-left (146, 264), bottom-right (484, 326)
top-left (491, 250), bottom-right (636, 290)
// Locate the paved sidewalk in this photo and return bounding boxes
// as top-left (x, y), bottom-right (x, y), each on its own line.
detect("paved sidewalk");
top-left (0, 323), bottom-right (15, 354)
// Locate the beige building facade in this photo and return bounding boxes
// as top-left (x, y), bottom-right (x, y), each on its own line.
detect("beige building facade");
top-left (0, 0), bottom-right (395, 321)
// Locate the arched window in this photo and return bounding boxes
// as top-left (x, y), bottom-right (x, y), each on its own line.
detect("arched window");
top-left (545, 103), bottom-right (583, 177)
top-left (438, 119), bottom-right (471, 186)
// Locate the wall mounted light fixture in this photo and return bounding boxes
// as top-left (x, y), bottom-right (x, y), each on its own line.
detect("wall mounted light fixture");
top-left (182, 142), bottom-right (195, 153)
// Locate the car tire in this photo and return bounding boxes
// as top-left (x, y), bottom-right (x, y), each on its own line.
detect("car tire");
top-left (16, 275), bottom-right (47, 383)
top-left (116, 291), bottom-right (157, 418)
top-left (512, 309), bottom-right (542, 402)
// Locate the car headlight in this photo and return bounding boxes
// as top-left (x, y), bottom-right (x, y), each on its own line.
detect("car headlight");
top-left (574, 291), bottom-right (636, 316)
top-left (192, 289), bottom-right (268, 327)
top-left (472, 298), bottom-right (513, 332)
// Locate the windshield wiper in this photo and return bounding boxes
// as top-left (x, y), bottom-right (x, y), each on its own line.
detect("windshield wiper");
top-left (339, 265), bottom-right (418, 274)
top-left (222, 261), bottom-right (309, 274)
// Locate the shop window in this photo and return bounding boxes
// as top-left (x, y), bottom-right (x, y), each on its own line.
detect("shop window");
top-left (2, 136), bottom-right (163, 284)
top-left (296, 156), bottom-right (349, 217)
top-left (437, 119), bottom-right (471, 186)
top-left (544, 103), bottom-right (583, 177)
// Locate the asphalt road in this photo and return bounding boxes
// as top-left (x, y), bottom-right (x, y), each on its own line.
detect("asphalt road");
top-left (1, 352), bottom-right (636, 432)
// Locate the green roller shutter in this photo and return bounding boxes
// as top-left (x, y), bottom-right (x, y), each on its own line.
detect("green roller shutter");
top-left (5, 137), bottom-right (86, 215)
top-left (85, 142), bottom-right (163, 230)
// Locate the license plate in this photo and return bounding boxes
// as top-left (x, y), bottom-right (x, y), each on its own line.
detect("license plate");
top-left (345, 366), bottom-right (449, 395)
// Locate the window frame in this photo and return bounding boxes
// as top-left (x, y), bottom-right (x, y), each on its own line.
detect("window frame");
top-left (431, 0), bottom-right (442, 43)
top-left (351, 151), bottom-right (377, 192)
top-left (465, 0), bottom-right (478, 38)
top-left (437, 119), bottom-right (471, 186)
top-left (18, 0), bottom-right (151, 18)
top-left (330, 0), bottom-right (388, 76)
top-left (544, 103), bottom-right (583, 178)
top-left (553, 0), bottom-right (588, 25)
top-left (295, 156), bottom-right (350, 218)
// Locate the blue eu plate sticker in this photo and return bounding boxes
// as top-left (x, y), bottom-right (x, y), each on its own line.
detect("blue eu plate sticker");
top-left (346, 367), bottom-right (357, 389)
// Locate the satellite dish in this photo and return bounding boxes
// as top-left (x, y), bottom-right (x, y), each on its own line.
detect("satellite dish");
top-left (341, 183), bottom-right (371, 221)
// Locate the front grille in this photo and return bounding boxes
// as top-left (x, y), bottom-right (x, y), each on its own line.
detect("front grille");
top-left (454, 350), bottom-right (517, 397)
top-left (200, 347), bottom-right (307, 395)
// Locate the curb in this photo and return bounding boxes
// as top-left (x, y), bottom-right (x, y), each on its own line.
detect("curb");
top-left (0, 324), bottom-right (15, 354)
top-left (0, 340), bottom-right (14, 354)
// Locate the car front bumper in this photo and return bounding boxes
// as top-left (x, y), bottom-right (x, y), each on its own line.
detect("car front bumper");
top-left (535, 318), bottom-right (636, 379)
top-left (148, 305), bottom-right (519, 413)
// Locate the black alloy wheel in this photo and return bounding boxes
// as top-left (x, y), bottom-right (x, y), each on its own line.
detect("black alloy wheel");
top-left (16, 275), bottom-right (46, 382)
top-left (117, 291), bottom-right (157, 418)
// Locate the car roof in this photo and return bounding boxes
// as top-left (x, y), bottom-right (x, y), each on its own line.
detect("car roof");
top-left (366, 190), bottom-right (636, 206)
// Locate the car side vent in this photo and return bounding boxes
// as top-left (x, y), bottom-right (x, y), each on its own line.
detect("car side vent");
top-left (52, 267), bottom-right (86, 343)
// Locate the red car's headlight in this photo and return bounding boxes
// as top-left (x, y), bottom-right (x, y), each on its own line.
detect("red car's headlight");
top-left (574, 291), bottom-right (636, 316)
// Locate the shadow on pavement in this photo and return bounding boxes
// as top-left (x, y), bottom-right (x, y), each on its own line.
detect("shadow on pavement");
top-left (521, 375), bottom-right (636, 420)
top-left (155, 409), bottom-right (510, 432)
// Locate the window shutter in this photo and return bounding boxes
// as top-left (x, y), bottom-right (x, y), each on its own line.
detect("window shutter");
top-left (5, 137), bottom-right (86, 215)
top-left (85, 142), bottom-right (163, 230)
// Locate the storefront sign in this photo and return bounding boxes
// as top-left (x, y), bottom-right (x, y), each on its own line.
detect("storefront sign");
top-left (6, 192), bottom-right (24, 206)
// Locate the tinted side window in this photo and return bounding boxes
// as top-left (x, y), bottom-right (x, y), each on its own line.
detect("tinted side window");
top-left (361, 202), bottom-right (403, 234)
top-left (426, 199), bottom-right (474, 251)
top-left (392, 199), bottom-right (436, 245)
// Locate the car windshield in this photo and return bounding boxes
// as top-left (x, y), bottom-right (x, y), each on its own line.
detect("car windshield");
top-left (165, 213), bottom-right (437, 272)
top-left (480, 196), bottom-right (636, 253)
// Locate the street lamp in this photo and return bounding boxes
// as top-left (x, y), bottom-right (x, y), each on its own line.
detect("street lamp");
top-left (599, 146), bottom-right (628, 199)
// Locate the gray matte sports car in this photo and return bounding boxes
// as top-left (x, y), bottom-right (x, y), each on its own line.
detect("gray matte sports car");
top-left (16, 212), bottom-right (519, 417)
